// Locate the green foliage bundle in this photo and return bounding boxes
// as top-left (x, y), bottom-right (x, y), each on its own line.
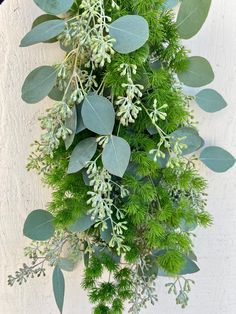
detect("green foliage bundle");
top-left (9, 0), bottom-right (235, 313)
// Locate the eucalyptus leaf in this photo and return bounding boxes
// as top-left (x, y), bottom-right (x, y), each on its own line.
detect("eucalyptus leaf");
top-left (109, 15), bottom-right (149, 54)
top-left (101, 220), bottom-right (113, 243)
top-left (48, 85), bottom-right (64, 101)
top-left (177, 0), bottom-right (212, 39)
top-left (81, 95), bottom-right (115, 135)
top-left (32, 14), bottom-right (60, 43)
top-left (82, 169), bottom-right (92, 186)
top-left (102, 136), bottom-right (131, 177)
top-left (94, 246), bottom-right (121, 264)
top-left (68, 214), bottom-right (95, 233)
top-left (64, 106), bottom-right (77, 150)
top-left (34, 0), bottom-right (74, 15)
top-left (170, 127), bottom-right (202, 155)
top-left (196, 89), bottom-right (227, 112)
top-left (23, 209), bottom-right (55, 241)
top-left (158, 255), bottom-right (199, 276)
top-left (67, 137), bottom-right (97, 174)
top-left (163, 0), bottom-right (179, 9)
top-left (58, 258), bottom-right (75, 272)
top-left (76, 105), bottom-right (86, 134)
top-left (177, 56), bottom-right (214, 87)
top-left (179, 257), bottom-right (200, 275)
top-left (20, 20), bottom-right (65, 47)
top-left (53, 266), bottom-right (65, 314)
top-left (200, 146), bottom-right (235, 172)
top-left (22, 66), bottom-right (57, 104)
top-left (180, 219), bottom-right (198, 232)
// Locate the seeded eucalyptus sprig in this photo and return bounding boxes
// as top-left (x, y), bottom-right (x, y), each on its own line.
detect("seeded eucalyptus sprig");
top-left (9, 0), bottom-right (235, 313)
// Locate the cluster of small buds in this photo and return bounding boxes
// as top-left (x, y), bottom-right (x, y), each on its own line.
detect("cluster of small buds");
top-left (86, 161), bottom-right (130, 254)
top-left (129, 257), bottom-right (158, 313)
top-left (70, 88), bottom-right (84, 103)
top-left (57, 64), bottom-right (71, 91)
top-left (86, 161), bottom-right (113, 220)
top-left (96, 135), bottom-right (109, 148)
top-left (90, 35), bottom-right (115, 67)
top-left (149, 100), bottom-right (168, 124)
top-left (78, 70), bottom-right (98, 90)
top-left (166, 277), bottom-right (195, 309)
top-left (116, 64), bottom-right (144, 125)
top-left (171, 136), bottom-right (188, 156)
top-left (119, 63), bottom-right (137, 76)
top-left (111, 0), bottom-right (119, 9)
top-left (60, 0), bottom-right (116, 69)
top-left (35, 102), bottom-right (73, 158)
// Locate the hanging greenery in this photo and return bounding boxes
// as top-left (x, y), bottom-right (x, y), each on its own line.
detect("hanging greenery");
top-left (9, 0), bottom-right (235, 313)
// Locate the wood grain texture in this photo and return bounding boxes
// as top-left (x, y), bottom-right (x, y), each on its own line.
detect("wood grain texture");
top-left (0, 1), bottom-right (236, 313)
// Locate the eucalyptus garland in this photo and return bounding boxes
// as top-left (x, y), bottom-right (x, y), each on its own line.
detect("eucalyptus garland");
top-left (9, 0), bottom-right (235, 313)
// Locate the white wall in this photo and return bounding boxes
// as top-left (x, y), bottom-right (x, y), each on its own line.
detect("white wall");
top-left (0, 1), bottom-right (236, 313)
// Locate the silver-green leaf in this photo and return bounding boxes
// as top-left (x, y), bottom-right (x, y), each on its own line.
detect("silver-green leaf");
top-left (68, 214), bottom-right (95, 233)
top-left (20, 20), bottom-right (65, 47)
top-left (34, 0), bottom-right (74, 15)
top-left (81, 95), bottom-right (115, 135)
top-left (177, 0), bottom-right (212, 39)
top-left (53, 266), bottom-right (65, 314)
top-left (102, 136), bottom-right (131, 177)
top-left (23, 209), bottom-right (55, 241)
top-left (195, 89), bottom-right (227, 112)
top-left (58, 258), bottom-right (75, 272)
top-left (22, 66), bottom-right (57, 104)
top-left (200, 146), bottom-right (235, 173)
top-left (48, 85), bottom-right (64, 101)
top-left (178, 56), bottom-right (214, 87)
top-left (64, 106), bottom-right (77, 150)
top-left (67, 138), bottom-right (97, 174)
top-left (109, 15), bottom-right (149, 54)
top-left (158, 256), bottom-right (199, 276)
top-left (76, 105), bottom-right (86, 134)
top-left (170, 127), bottom-right (203, 155)
top-left (31, 14), bottom-right (61, 43)
top-left (163, 0), bottom-right (179, 9)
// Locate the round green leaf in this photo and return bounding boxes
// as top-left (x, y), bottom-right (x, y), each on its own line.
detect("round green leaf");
top-left (196, 89), bottom-right (227, 112)
top-left (34, 0), bottom-right (74, 15)
top-left (163, 0), bottom-right (179, 9)
top-left (64, 106), bottom-right (77, 150)
top-left (109, 15), bottom-right (149, 54)
top-left (100, 220), bottom-right (113, 243)
top-left (102, 136), bottom-right (131, 177)
top-left (179, 257), bottom-right (200, 275)
top-left (22, 66), bottom-right (57, 104)
top-left (48, 85), bottom-right (64, 101)
top-left (58, 258), bottom-right (75, 272)
top-left (67, 137), bottom-right (97, 174)
top-left (81, 95), bottom-right (115, 135)
top-left (200, 146), bottom-right (235, 173)
top-left (53, 266), bottom-right (65, 314)
top-left (32, 14), bottom-right (60, 43)
top-left (177, 0), bottom-right (212, 39)
top-left (20, 20), bottom-right (65, 47)
top-left (76, 105), bottom-right (86, 134)
top-left (178, 56), bottom-right (214, 87)
top-left (170, 127), bottom-right (203, 155)
top-left (180, 219), bottom-right (198, 232)
top-left (23, 209), bottom-right (55, 241)
top-left (68, 214), bottom-right (95, 233)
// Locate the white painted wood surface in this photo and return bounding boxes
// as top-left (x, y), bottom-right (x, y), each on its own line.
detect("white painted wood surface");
top-left (0, 1), bottom-right (236, 313)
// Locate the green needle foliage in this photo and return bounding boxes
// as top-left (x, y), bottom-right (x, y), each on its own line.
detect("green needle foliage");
top-left (9, 0), bottom-right (235, 313)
